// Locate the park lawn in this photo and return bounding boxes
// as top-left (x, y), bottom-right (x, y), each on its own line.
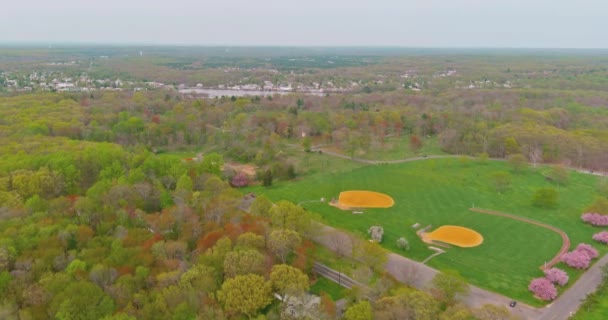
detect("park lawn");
top-left (251, 157), bottom-right (606, 305)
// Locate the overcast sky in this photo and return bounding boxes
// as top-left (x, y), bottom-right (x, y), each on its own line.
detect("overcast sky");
top-left (1, 0), bottom-right (606, 48)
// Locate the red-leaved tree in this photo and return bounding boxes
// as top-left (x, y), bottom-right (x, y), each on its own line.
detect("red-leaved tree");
top-left (528, 278), bottom-right (557, 301)
top-left (543, 268), bottom-right (569, 286)
top-left (592, 231), bottom-right (608, 244)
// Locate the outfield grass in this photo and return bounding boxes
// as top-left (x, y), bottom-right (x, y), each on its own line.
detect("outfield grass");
top-left (250, 158), bottom-right (606, 305)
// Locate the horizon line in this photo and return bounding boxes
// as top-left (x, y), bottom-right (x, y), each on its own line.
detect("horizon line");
top-left (1, 41), bottom-right (608, 51)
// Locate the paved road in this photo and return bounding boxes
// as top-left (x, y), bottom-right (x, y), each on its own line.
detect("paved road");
top-left (539, 254), bottom-right (608, 320)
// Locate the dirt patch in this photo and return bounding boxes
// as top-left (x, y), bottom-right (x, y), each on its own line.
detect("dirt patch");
top-left (332, 190), bottom-right (394, 210)
top-left (421, 225), bottom-right (483, 248)
top-left (223, 162), bottom-right (257, 177)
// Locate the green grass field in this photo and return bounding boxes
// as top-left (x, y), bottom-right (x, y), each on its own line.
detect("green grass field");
top-left (310, 278), bottom-right (347, 301)
top-left (356, 135), bottom-right (447, 161)
top-left (250, 157), bottom-right (606, 305)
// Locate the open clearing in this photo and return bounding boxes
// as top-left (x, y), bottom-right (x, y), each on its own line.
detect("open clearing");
top-left (251, 158), bottom-right (605, 305)
top-left (421, 225), bottom-right (484, 247)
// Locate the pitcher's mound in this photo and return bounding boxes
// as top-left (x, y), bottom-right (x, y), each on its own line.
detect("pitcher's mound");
top-left (331, 190), bottom-right (394, 210)
top-left (421, 225), bottom-right (483, 248)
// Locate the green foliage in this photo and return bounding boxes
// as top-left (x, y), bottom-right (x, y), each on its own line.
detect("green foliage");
top-left (270, 264), bottom-right (310, 298)
top-left (547, 165), bottom-right (569, 186)
top-left (235, 232), bottom-right (265, 251)
top-left (302, 137), bottom-right (312, 152)
top-left (585, 197), bottom-right (608, 214)
top-left (175, 174), bottom-right (193, 190)
top-left (477, 152), bottom-right (489, 164)
top-left (200, 153), bottom-right (224, 176)
top-left (344, 301), bottom-right (372, 320)
top-left (223, 249), bottom-right (265, 278)
top-left (0, 271), bottom-right (10, 295)
top-left (356, 240), bottom-right (387, 272)
top-left (262, 169), bottom-right (273, 187)
top-left (66, 259), bottom-right (87, 277)
top-left (432, 270), bottom-right (470, 304)
top-left (375, 288), bottom-right (440, 320)
top-left (250, 195), bottom-right (273, 216)
top-left (217, 274), bottom-right (273, 317)
top-left (489, 171), bottom-right (512, 193)
top-left (472, 304), bottom-right (513, 320)
top-left (507, 154), bottom-right (528, 173)
top-left (267, 229), bottom-right (302, 263)
top-left (25, 194), bottom-right (48, 213)
top-left (269, 200), bottom-right (311, 233)
top-left (51, 281), bottom-right (115, 320)
top-left (532, 188), bottom-right (558, 208)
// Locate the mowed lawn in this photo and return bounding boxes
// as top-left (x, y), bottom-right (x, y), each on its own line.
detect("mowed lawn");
top-left (252, 158), bottom-right (606, 305)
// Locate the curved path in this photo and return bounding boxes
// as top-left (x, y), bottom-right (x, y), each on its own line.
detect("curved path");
top-left (310, 146), bottom-right (608, 177)
top-left (310, 146), bottom-right (461, 165)
top-left (469, 208), bottom-right (570, 270)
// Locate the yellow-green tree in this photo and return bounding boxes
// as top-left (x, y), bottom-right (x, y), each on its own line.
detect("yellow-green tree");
top-left (267, 229), bottom-right (301, 263)
top-left (344, 301), bottom-right (372, 320)
top-left (217, 274), bottom-right (272, 317)
top-left (270, 264), bottom-right (309, 299)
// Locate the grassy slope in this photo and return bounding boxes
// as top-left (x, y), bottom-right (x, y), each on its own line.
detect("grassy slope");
top-left (249, 157), bottom-right (605, 305)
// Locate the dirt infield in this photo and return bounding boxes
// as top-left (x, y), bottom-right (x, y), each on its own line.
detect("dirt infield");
top-left (422, 225), bottom-right (484, 248)
top-left (333, 190), bottom-right (395, 209)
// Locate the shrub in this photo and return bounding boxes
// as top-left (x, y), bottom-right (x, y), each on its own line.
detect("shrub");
top-left (561, 250), bottom-right (592, 269)
top-left (576, 243), bottom-right (599, 259)
top-left (528, 278), bottom-right (557, 301)
top-left (369, 227), bottom-right (382, 242)
top-left (396, 237), bottom-right (410, 251)
top-left (581, 213), bottom-right (608, 226)
top-left (230, 172), bottom-right (249, 188)
top-left (368, 226), bottom-right (384, 243)
top-left (262, 169), bottom-right (272, 187)
top-left (532, 188), bottom-right (558, 208)
top-left (543, 268), bottom-right (569, 286)
top-left (592, 231), bottom-right (608, 244)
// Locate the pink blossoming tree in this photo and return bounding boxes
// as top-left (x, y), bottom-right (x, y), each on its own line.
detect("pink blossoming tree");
top-left (576, 243), bottom-right (599, 259)
top-left (561, 251), bottom-right (592, 269)
top-left (543, 268), bottom-right (569, 286)
top-left (592, 231), bottom-right (608, 244)
top-left (581, 213), bottom-right (608, 226)
top-left (528, 278), bottom-right (558, 301)
top-left (230, 172), bottom-right (249, 188)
